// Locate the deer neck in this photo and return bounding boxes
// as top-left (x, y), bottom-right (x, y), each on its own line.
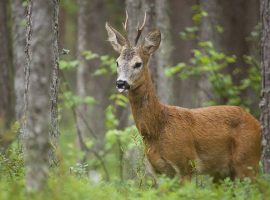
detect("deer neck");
top-left (128, 67), bottom-right (164, 139)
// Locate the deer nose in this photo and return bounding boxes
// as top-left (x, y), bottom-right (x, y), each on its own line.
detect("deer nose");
top-left (116, 80), bottom-right (130, 89)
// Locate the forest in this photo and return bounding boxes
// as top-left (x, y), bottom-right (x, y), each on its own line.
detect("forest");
top-left (1, 0), bottom-right (270, 199)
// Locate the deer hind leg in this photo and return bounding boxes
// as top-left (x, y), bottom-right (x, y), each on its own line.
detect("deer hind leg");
top-left (231, 162), bottom-right (258, 181)
top-left (230, 128), bottom-right (260, 181)
top-left (164, 159), bottom-right (193, 184)
top-left (231, 144), bottom-right (259, 180)
top-left (212, 173), bottom-right (227, 183)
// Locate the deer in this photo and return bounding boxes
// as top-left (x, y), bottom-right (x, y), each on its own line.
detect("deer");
top-left (105, 12), bottom-right (261, 183)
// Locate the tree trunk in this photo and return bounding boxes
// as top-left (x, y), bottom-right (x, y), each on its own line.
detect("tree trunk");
top-left (50, 0), bottom-right (60, 164)
top-left (260, 0), bottom-right (270, 173)
top-left (169, 0), bottom-right (198, 108)
top-left (0, 0), bottom-right (14, 129)
top-left (76, 0), bottom-right (113, 152)
top-left (197, 0), bottom-right (221, 106)
top-left (23, 0), bottom-right (55, 191)
top-left (220, 0), bottom-right (260, 110)
top-left (11, 0), bottom-right (26, 122)
top-left (155, 0), bottom-right (172, 103)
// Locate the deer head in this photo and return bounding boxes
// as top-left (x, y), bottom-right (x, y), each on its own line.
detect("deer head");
top-left (105, 12), bottom-right (161, 93)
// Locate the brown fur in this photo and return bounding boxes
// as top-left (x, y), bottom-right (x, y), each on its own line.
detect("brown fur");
top-left (105, 20), bottom-right (261, 182)
top-left (128, 60), bottom-right (261, 182)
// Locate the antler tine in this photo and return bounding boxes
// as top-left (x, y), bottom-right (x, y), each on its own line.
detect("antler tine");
top-left (135, 12), bottom-right (147, 46)
top-left (139, 11), bottom-right (147, 30)
top-left (122, 10), bottom-right (130, 46)
top-left (123, 10), bottom-right (128, 32)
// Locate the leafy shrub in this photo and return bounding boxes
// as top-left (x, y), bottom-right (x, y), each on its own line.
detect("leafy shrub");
top-left (166, 5), bottom-right (261, 117)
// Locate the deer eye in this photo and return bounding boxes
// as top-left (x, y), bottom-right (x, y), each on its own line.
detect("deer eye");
top-left (134, 62), bottom-right (142, 69)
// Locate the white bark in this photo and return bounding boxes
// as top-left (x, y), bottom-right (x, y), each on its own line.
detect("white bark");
top-left (23, 0), bottom-right (55, 191)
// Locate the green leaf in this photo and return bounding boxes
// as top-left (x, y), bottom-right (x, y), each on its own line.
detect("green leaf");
top-left (165, 63), bottom-right (186, 77)
top-left (59, 60), bottom-right (79, 71)
top-left (82, 50), bottom-right (99, 60)
top-left (215, 25), bottom-right (224, 33)
top-left (83, 96), bottom-right (96, 105)
top-left (92, 68), bottom-right (108, 76)
top-left (226, 56), bottom-right (236, 63)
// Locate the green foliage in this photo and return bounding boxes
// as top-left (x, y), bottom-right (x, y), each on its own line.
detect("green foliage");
top-left (166, 6), bottom-right (261, 112)
top-left (59, 60), bottom-right (79, 71)
top-left (105, 105), bottom-right (119, 129)
top-left (0, 121), bottom-right (20, 147)
top-left (61, 91), bottom-right (96, 109)
top-left (0, 143), bottom-right (24, 180)
top-left (92, 54), bottom-right (117, 76)
top-left (60, 0), bottom-right (78, 15)
top-left (1, 147), bottom-right (270, 200)
top-left (109, 93), bottom-right (129, 107)
top-left (105, 125), bottom-right (141, 151)
top-left (82, 50), bottom-right (99, 61)
top-left (58, 49), bottom-right (141, 182)
top-left (180, 5), bottom-right (207, 40)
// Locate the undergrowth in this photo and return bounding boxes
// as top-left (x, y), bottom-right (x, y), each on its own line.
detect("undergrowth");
top-left (1, 142), bottom-right (270, 200)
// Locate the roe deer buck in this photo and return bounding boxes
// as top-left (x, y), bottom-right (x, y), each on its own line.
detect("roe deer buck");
top-left (105, 13), bottom-right (261, 183)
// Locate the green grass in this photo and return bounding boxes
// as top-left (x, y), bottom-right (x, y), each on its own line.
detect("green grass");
top-left (1, 171), bottom-right (270, 200)
top-left (1, 123), bottom-right (269, 200)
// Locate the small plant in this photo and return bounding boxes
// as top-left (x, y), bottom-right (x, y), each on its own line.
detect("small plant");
top-left (165, 6), bottom-right (261, 116)
top-left (69, 163), bottom-right (88, 178)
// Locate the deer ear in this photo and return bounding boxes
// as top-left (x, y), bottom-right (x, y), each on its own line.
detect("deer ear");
top-left (105, 22), bottom-right (126, 53)
top-left (141, 30), bottom-right (161, 55)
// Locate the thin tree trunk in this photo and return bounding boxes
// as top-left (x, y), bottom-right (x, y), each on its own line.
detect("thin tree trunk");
top-left (197, 0), bottom-right (221, 106)
top-left (12, 0), bottom-right (26, 122)
top-left (50, 0), bottom-right (60, 165)
top-left (169, 0), bottom-right (198, 108)
top-left (76, 0), bottom-right (111, 152)
top-left (220, 0), bottom-right (260, 110)
top-left (260, 0), bottom-right (270, 173)
top-left (23, 0), bottom-right (55, 191)
top-left (0, 0), bottom-right (14, 129)
top-left (155, 0), bottom-right (172, 103)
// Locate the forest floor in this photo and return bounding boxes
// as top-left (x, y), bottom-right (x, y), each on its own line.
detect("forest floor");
top-left (1, 125), bottom-right (270, 200)
top-left (1, 142), bottom-right (270, 200)
top-left (1, 170), bottom-right (270, 200)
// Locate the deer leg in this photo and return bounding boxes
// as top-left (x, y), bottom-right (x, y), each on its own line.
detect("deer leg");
top-left (180, 174), bottom-right (192, 185)
top-left (232, 163), bottom-right (258, 181)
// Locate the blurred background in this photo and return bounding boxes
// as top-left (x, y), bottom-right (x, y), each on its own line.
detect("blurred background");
top-left (0, 0), bottom-right (264, 198)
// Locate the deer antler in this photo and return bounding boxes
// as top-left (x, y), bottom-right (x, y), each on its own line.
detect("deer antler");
top-left (122, 10), bottom-right (130, 47)
top-left (135, 12), bottom-right (147, 46)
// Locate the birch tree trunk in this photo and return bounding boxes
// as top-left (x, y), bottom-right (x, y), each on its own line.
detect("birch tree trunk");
top-left (0, 0), bottom-right (14, 129)
top-left (260, 0), bottom-right (270, 173)
top-left (23, 0), bottom-right (59, 190)
top-left (12, 0), bottom-right (26, 122)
